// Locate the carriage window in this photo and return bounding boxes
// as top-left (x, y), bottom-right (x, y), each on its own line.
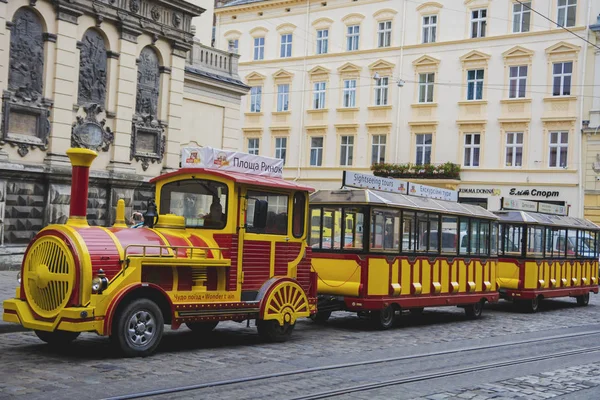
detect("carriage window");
top-left (343, 208), bottom-right (365, 250)
top-left (526, 226), bottom-right (544, 257)
top-left (247, 191), bottom-right (288, 235)
top-left (440, 216), bottom-right (458, 254)
top-left (309, 208), bottom-right (322, 248)
top-left (428, 214), bottom-right (441, 254)
top-left (503, 224), bottom-right (523, 256)
top-left (416, 213), bottom-right (429, 252)
top-left (565, 229), bottom-right (576, 258)
top-left (402, 212), bottom-right (415, 252)
top-left (470, 220), bottom-right (480, 255)
top-left (292, 192), bottom-right (306, 238)
top-left (479, 221), bottom-right (490, 256)
top-left (491, 222), bottom-right (498, 255)
top-left (370, 208), bottom-right (400, 252)
top-left (159, 179), bottom-right (228, 229)
top-left (459, 218), bottom-right (470, 255)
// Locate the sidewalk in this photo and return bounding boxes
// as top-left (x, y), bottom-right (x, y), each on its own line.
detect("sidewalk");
top-left (0, 270), bottom-right (25, 333)
top-left (0, 247), bottom-right (25, 271)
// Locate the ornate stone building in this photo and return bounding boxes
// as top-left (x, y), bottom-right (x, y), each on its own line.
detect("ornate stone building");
top-left (0, 0), bottom-right (247, 246)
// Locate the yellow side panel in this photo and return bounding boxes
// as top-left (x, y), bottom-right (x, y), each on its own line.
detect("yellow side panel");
top-left (391, 259), bottom-right (399, 288)
top-left (497, 261), bottom-right (519, 290)
top-left (401, 259), bottom-right (411, 295)
top-left (440, 260), bottom-right (450, 294)
top-left (312, 257), bottom-right (361, 296)
top-left (474, 261), bottom-right (482, 292)
top-left (368, 258), bottom-right (389, 296)
top-left (458, 261), bottom-right (467, 292)
top-left (421, 259), bottom-right (431, 295)
top-left (523, 261), bottom-right (539, 289)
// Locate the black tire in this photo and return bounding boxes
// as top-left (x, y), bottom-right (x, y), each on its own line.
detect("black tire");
top-left (186, 321), bottom-right (219, 333)
top-left (34, 330), bottom-right (80, 346)
top-left (370, 305), bottom-right (396, 330)
top-left (465, 300), bottom-right (484, 319)
top-left (518, 297), bottom-right (540, 313)
top-left (310, 310), bottom-right (332, 322)
top-left (409, 307), bottom-right (424, 316)
top-left (112, 298), bottom-right (164, 357)
top-left (576, 293), bottom-right (590, 306)
top-left (257, 320), bottom-right (295, 342)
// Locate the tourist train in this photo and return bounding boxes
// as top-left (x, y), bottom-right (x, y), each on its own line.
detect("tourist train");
top-left (2, 147), bottom-right (598, 356)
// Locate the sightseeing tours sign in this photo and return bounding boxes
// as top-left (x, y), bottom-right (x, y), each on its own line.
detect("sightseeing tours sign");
top-left (181, 147), bottom-right (284, 178)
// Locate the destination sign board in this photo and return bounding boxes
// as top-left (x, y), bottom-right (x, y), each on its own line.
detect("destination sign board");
top-left (181, 147), bottom-right (283, 178)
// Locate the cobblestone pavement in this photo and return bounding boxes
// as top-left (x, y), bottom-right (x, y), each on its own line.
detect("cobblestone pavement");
top-left (2, 268), bottom-right (600, 400)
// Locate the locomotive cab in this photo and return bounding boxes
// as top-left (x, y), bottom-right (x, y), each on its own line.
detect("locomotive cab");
top-left (3, 147), bottom-right (316, 357)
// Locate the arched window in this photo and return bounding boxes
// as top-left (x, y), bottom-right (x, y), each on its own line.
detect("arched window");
top-left (135, 47), bottom-right (160, 117)
top-left (78, 29), bottom-right (107, 106)
top-left (9, 8), bottom-right (44, 100)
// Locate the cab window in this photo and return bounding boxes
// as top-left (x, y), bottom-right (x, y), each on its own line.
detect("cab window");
top-left (159, 179), bottom-right (227, 229)
top-left (292, 192), bottom-right (306, 238)
top-left (247, 191), bottom-right (288, 235)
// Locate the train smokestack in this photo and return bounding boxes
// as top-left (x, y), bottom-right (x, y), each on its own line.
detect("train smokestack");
top-left (66, 148), bottom-right (98, 226)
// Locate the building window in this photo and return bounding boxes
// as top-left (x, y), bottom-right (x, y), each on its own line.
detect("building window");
top-left (418, 73), bottom-right (435, 103)
top-left (513, 2), bottom-right (531, 33)
top-left (347, 25), bottom-right (360, 51)
top-left (505, 132), bottom-right (523, 167)
top-left (316, 29), bottom-right (329, 54)
top-left (280, 34), bottom-right (293, 58)
top-left (377, 21), bottom-right (392, 48)
top-left (552, 62), bottom-right (572, 96)
top-left (467, 69), bottom-right (484, 100)
top-left (372, 135), bottom-right (386, 165)
top-left (422, 15), bottom-right (437, 43)
top-left (250, 86), bottom-right (262, 112)
top-left (509, 66), bottom-right (527, 99)
top-left (549, 131), bottom-right (568, 168)
top-left (253, 37), bottom-right (265, 60)
top-left (310, 137), bottom-right (324, 166)
top-left (471, 9), bottom-right (487, 38)
top-left (340, 136), bottom-right (354, 166)
top-left (277, 84), bottom-right (290, 112)
top-left (463, 133), bottom-right (480, 167)
top-left (415, 133), bottom-right (432, 165)
top-left (248, 138), bottom-right (259, 155)
top-left (313, 82), bottom-right (326, 109)
top-left (557, 0), bottom-right (577, 28)
top-left (275, 137), bottom-right (287, 164)
top-left (374, 77), bottom-right (389, 106)
top-left (342, 79), bottom-right (357, 108)
top-left (228, 39), bottom-right (239, 53)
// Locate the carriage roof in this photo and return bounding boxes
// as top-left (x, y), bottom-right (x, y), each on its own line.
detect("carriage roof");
top-left (493, 210), bottom-right (600, 231)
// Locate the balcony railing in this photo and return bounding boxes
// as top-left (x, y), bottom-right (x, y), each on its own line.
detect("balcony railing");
top-left (186, 39), bottom-right (242, 82)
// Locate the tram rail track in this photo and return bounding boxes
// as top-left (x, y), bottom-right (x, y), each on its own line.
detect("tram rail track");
top-left (102, 329), bottom-right (600, 400)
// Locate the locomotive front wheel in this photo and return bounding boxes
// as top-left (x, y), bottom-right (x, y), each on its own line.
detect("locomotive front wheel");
top-left (371, 305), bottom-right (396, 330)
top-left (310, 310), bottom-right (332, 322)
top-left (34, 330), bottom-right (80, 346)
top-left (113, 298), bottom-right (164, 357)
top-left (576, 293), bottom-right (590, 306)
top-left (465, 301), bottom-right (484, 319)
top-left (257, 319), bottom-right (295, 342)
top-left (186, 321), bottom-right (219, 333)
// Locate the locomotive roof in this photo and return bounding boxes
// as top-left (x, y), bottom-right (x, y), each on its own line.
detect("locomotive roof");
top-left (150, 168), bottom-right (315, 192)
top-left (309, 188), bottom-right (497, 219)
top-left (493, 210), bottom-right (600, 231)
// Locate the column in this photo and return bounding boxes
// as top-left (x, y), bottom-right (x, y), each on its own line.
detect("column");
top-left (162, 46), bottom-right (187, 172)
top-left (45, 7), bottom-right (81, 165)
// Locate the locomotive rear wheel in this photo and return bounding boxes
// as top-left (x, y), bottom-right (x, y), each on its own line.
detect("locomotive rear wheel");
top-left (371, 305), bottom-right (396, 330)
top-left (257, 319), bottom-right (295, 342)
top-left (465, 300), bottom-right (484, 319)
top-left (34, 330), bottom-right (80, 347)
top-left (186, 321), bottom-right (219, 333)
top-left (576, 293), bottom-right (590, 306)
top-left (112, 298), bottom-right (164, 357)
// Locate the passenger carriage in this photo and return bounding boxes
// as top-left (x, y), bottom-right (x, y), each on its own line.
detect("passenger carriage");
top-left (494, 200), bottom-right (600, 312)
top-left (309, 172), bottom-right (500, 329)
top-left (3, 147), bottom-right (317, 356)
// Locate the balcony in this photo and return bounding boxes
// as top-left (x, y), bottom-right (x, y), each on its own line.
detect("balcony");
top-left (185, 39), bottom-right (246, 90)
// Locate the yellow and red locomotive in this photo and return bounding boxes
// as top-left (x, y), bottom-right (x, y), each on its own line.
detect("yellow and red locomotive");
top-left (3, 147), bottom-right (316, 356)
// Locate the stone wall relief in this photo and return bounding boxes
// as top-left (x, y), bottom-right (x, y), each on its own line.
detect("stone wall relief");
top-left (131, 46), bottom-right (165, 171)
top-left (1, 7), bottom-right (51, 157)
top-left (72, 29), bottom-right (113, 152)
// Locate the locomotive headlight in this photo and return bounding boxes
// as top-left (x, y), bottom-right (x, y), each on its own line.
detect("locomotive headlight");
top-left (91, 269), bottom-right (108, 294)
top-left (17, 271), bottom-right (21, 284)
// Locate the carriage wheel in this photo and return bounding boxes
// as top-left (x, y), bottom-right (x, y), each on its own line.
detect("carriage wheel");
top-left (259, 280), bottom-right (309, 342)
top-left (371, 305), bottom-right (396, 330)
top-left (518, 297), bottom-right (540, 313)
top-left (576, 293), bottom-right (590, 306)
top-left (465, 300), bottom-right (483, 319)
top-left (35, 330), bottom-right (80, 347)
top-left (310, 310), bottom-right (332, 322)
top-left (186, 321), bottom-right (219, 334)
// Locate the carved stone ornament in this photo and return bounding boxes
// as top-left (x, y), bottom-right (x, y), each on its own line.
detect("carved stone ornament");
top-left (129, 0), bottom-right (139, 13)
top-left (592, 154), bottom-right (600, 174)
top-left (71, 103), bottom-right (114, 152)
top-left (172, 13), bottom-right (181, 27)
top-left (130, 114), bottom-right (165, 171)
top-left (151, 6), bottom-right (161, 21)
top-left (135, 47), bottom-right (160, 117)
top-left (1, 8), bottom-right (51, 157)
top-left (78, 29), bottom-right (107, 106)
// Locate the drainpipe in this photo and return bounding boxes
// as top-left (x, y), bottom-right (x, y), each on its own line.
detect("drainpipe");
top-left (295, 0), bottom-right (310, 181)
top-left (578, 0), bottom-right (592, 218)
top-left (393, 0), bottom-right (407, 164)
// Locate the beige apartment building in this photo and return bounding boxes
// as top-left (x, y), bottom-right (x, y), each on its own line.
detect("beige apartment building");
top-left (215, 0), bottom-right (600, 217)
